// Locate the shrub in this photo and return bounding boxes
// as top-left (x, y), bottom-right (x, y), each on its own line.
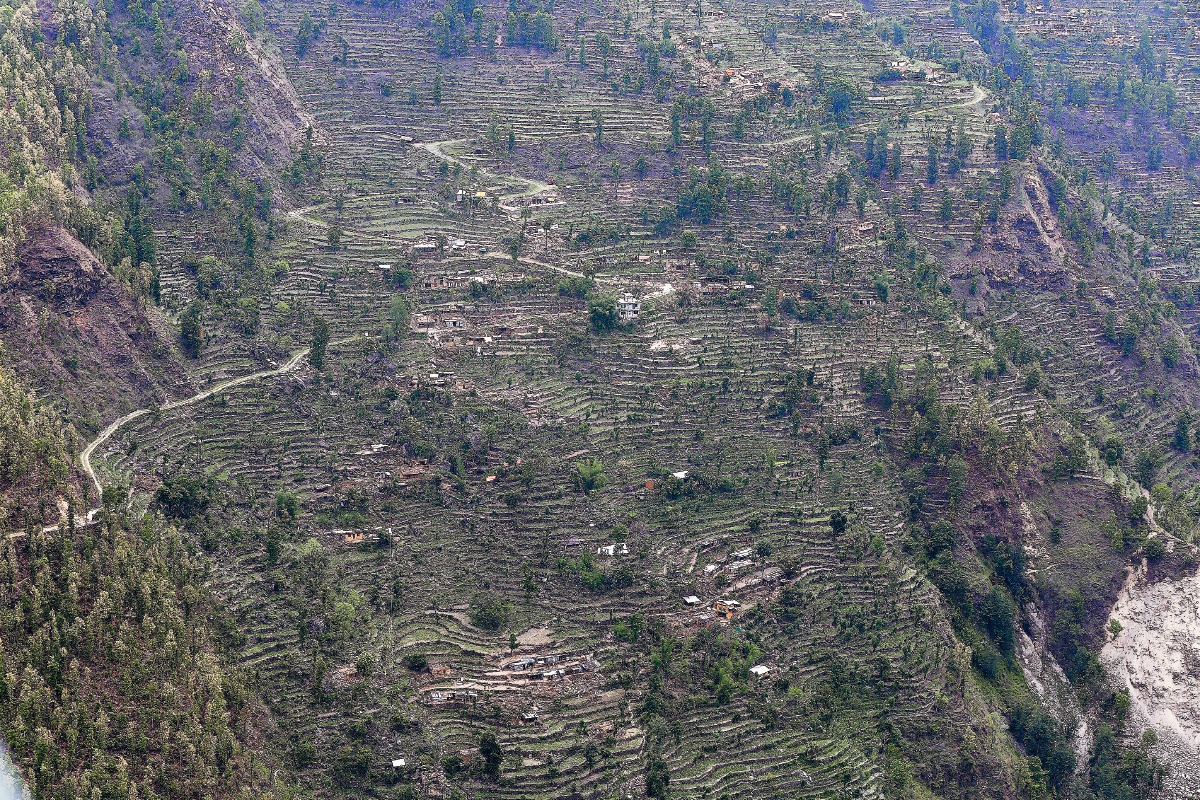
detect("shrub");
top-left (470, 594), bottom-right (510, 631)
top-left (1143, 536), bottom-right (1166, 560)
top-left (925, 520), bottom-right (956, 557)
top-left (572, 458), bottom-right (607, 493)
top-left (1129, 495), bottom-right (1149, 524)
top-left (332, 744), bottom-right (372, 786)
top-left (155, 474), bottom-right (212, 518)
top-left (292, 740), bottom-right (317, 767)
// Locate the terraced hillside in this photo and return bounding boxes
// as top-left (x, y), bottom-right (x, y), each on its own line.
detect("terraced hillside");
top-left (46, 0), bottom-right (1182, 797)
top-left (93, 282), bottom-right (1050, 797)
top-left (6, 0), bottom-right (1200, 797)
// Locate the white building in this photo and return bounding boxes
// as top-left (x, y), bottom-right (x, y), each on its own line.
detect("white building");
top-left (618, 293), bottom-right (641, 321)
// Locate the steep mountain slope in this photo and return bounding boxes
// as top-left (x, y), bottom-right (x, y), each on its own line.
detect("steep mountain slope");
top-left (1, 225), bottom-right (192, 439)
top-left (73, 0), bottom-right (1183, 797)
top-left (0, 363), bottom-right (75, 530)
top-left (0, 0), bottom-right (304, 791)
top-left (2, 0), bottom-right (1198, 797)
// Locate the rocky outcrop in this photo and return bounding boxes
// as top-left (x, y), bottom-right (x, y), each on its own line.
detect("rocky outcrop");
top-left (1101, 564), bottom-right (1200, 796)
top-left (0, 226), bottom-right (193, 435)
top-left (13, 224), bottom-right (104, 307)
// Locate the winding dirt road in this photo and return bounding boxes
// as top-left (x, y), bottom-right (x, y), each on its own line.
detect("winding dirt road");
top-left (77, 335), bottom-right (366, 518)
top-left (764, 82), bottom-right (988, 150)
top-left (415, 139), bottom-right (554, 199)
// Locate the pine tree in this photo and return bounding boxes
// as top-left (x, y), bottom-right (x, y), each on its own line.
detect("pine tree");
top-left (310, 317), bottom-right (330, 370)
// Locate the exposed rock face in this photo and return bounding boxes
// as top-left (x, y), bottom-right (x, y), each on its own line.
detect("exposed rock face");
top-left (1102, 565), bottom-right (1200, 796)
top-left (1017, 499), bottom-right (1090, 769)
top-left (180, 0), bottom-right (318, 160)
top-left (14, 224), bottom-right (104, 307)
top-left (0, 226), bottom-right (192, 435)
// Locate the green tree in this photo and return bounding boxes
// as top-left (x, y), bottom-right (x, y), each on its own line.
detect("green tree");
top-left (275, 491), bottom-right (300, 520)
top-left (947, 455), bottom-right (968, 505)
top-left (180, 301), bottom-right (203, 355)
top-left (1130, 495), bottom-right (1150, 525)
top-left (385, 296), bottom-right (410, 340)
top-left (311, 316), bottom-right (330, 370)
top-left (646, 754), bottom-right (671, 798)
top-left (889, 143), bottom-right (902, 179)
top-left (296, 12), bottom-right (316, 56)
top-left (470, 594), bottom-right (510, 630)
top-left (977, 586), bottom-right (1016, 653)
top-left (242, 0), bottom-right (264, 32)
top-left (1101, 435), bottom-right (1124, 467)
top-left (939, 188), bottom-right (953, 222)
top-left (1172, 412), bottom-right (1191, 453)
top-left (994, 124), bottom-right (1008, 160)
top-left (572, 458), bottom-right (607, 493)
top-left (480, 730), bottom-right (503, 779)
top-left (596, 31), bottom-right (612, 73)
top-left (823, 77), bottom-right (859, 124)
top-left (588, 295), bottom-right (618, 332)
top-left (101, 485), bottom-right (129, 514)
top-left (925, 519), bottom-right (956, 556)
top-left (1135, 446), bottom-right (1163, 486)
top-left (355, 652), bottom-right (375, 678)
